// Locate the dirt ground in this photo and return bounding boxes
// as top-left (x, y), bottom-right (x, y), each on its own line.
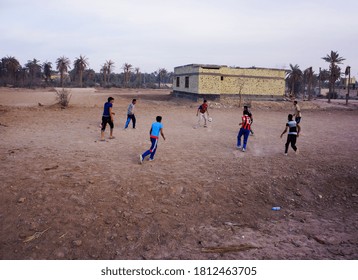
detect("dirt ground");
top-left (0, 88), bottom-right (357, 260)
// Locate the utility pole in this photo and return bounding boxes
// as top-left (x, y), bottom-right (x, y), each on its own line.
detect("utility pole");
top-left (318, 67), bottom-right (321, 97)
top-left (345, 66), bottom-right (351, 105)
top-left (308, 67), bottom-right (313, 100)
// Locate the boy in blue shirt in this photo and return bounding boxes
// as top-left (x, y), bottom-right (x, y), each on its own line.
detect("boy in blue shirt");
top-left (139, 116), bottom-right (166, 163)
top-left (100, 97), bottom-right (115, 141)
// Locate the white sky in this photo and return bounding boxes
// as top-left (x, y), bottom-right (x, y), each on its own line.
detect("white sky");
top-left (1, 0), bottom-right (357, 76)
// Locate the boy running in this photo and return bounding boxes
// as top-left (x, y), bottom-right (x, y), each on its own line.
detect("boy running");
top-left (196, 99), bottom-right (209, 128)
top-left (280, 114), bottom-right (300, 155)
top-left (124, 99), bottom-right (137, 129)
top-left (139, 116), bottom-right (166, 163)
top-left (237, 109), bottom-right (251, 152)
top-left (244, 105), bottom-right (254, 135)
top-left (100, 97), bottom-right (115, 141)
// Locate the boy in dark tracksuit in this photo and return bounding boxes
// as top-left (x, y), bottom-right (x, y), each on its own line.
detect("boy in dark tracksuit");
top-left (100, 97), bottom-right (115, 141)
top-left (280, 114), bottom-right (300, 155)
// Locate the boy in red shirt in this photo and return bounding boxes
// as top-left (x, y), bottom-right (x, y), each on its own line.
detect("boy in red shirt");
top-left (237, 109), bottom-right (251, 152)
top-left (196, 99), bottom-right (209, 127)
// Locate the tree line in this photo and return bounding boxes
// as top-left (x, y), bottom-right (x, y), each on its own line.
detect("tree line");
top-left (0, 55), bottom-right (173, 89)
top-left (286, 50), bottom-right (354, 103)
top-left (1, 50), bottom-right (354, 104)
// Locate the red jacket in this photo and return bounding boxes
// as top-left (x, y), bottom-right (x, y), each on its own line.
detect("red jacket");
top-left (242, 115), bottom-right (251, 130)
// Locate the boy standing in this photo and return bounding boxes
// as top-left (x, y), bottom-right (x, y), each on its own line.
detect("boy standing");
top-left (237, 109), bottom-right (251, 152)
top-left (100, 97), bottom-right (115, 141)
top-left (124, 99), bottom-right (137, 129)
top-left (139, 116), bottom-right (166, 163)
top-left (293, 101), bottom-right (302, 131)
top-left (196, 99), bottom-right (209, 128)
top-left (280, 114), bottom-right (300, 155)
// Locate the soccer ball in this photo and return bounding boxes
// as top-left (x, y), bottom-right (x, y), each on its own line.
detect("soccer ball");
top-left (208, 117), bottom-right (213, 122)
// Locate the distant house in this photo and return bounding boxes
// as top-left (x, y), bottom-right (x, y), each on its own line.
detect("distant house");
top-left (341, 77), bottom-right (356, 88)
top-left (173, 64), bottom-right (286, 101)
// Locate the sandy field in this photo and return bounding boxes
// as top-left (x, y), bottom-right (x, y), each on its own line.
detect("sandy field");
top-left (0, 87), bottom-right (357, 260)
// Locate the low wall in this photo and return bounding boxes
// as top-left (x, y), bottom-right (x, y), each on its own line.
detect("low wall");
top-left (172, 90), bottom-right (284, 102)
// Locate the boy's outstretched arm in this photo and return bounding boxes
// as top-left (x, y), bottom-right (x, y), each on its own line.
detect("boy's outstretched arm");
top-left (160, 128), bottom-right (166, 141)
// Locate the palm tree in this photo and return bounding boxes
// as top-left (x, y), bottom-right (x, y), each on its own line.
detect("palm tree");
top-left (56, 56), bottom-right (71, 87)
top-left (158, 68), bottom-right (167, 88)
top-left (319, 69), bottom-right (330, 84)
top-left (135, 67), bottom-right (141, 88)
top-left (303, 67), bottom-right (313, 100)
top-left (122, 63), bottom-right (133, 87)
top-left (330, 64), bottom-right (342, 99)
top-left (18, 67), bottom-right (28, 87)
top-left (100, 64), bottom-right (108, 86)
top-left (319, 69), bottom-right (330, 86)
top-left (3, 56), bottom-right (21, 85)
top-left (105, 60), bottom-right (115, 84)
top-left (73, 55), bottom-right (89, 88)
top-left (286, 64), bottom-right (303, 97)
top-left (25, 58), bottom-right (41, 87)
top-left (83, 69), bottom-right (96, 86)
top-left (344, 66), bottom-right (351, 105)
top-left (322, 51), bottom-right (345, 103)
top-left (43, 61), bottom-right (52, 86)
top-left (0, 59), bottom-right (4, 85)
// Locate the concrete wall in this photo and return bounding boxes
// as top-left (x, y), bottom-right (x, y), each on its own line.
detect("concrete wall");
top-left (173, 64), bottom-right (200, 94)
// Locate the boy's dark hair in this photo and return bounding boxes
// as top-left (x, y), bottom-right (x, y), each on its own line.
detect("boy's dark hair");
top-left (294, 101), bottom-right (298, 105)
top-left (288, 114), bottom-right (293, 121)
top-left (132, 99), bottom-right (136, 102)
top-left (156, 116), bottom-right (162, 122)
top-left (203, 99), bottom-right (207, 103)
top-left (244, 105), bottom-right (248, 109)
top-left (243, 110), bottom-right (249, 115)
top-left (108, 97), bottom-right (114, 102)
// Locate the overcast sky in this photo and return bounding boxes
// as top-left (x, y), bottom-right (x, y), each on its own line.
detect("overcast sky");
top-left (1, 0), bottom-right (357, 76)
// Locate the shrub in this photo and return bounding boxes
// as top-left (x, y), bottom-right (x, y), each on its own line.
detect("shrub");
top-left (55, 88), bottom-right (71, 107)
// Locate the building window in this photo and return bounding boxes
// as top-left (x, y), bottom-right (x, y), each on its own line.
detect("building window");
top-left (221, 76), bottom-right (224, 81)
top-left (185, 76), bottom-right (189, 88)
top-left (176, 77), bottom-right (180, 87)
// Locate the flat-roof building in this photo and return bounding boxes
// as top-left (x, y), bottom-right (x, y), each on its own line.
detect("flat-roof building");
top-left (173, 64), bottom-right (286, 101)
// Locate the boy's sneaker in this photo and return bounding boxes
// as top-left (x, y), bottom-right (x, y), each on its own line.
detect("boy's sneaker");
top-left (284, 153), bottom-right (288, 156)
top-left (242, 148), bottom-right (246, 152)
top-left (139, 155), bottom-right (143, 164)
top-left (237, 145), bottom-right (242, 149)
top-left (149, 158), bottom-right (154, 161)
top-left (295, 149), bottom-right (299, 155)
